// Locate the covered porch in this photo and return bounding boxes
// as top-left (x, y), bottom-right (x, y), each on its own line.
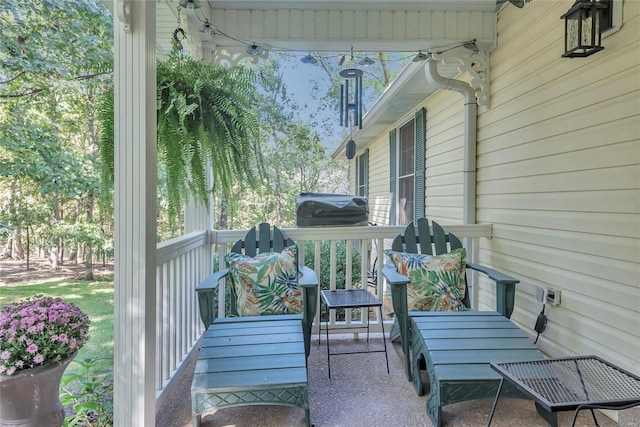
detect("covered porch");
top-left (112, 1), bottom-right (504, 423)
top-left (152, 224), bottom-right (621, 426)
top-left (157, 330), bottom-right (617, 427)
top-left (110, 0), bottom-right (639, 425)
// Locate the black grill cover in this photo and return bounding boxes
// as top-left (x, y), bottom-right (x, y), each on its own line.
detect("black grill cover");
top-left (296, 193), bottom-right (369, 226)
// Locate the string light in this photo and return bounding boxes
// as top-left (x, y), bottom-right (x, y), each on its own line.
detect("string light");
top-left (179, 17), bottom-right (481, 65)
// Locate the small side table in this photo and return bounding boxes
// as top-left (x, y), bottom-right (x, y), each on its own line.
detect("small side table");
top-left (320, 289), bottom-right (390, 378)
top-left (487, 356), bottom-right (640, 427)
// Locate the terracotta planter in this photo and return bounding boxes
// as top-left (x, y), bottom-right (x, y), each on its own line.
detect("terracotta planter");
top-left (0, 353), bottom-right (76, 427)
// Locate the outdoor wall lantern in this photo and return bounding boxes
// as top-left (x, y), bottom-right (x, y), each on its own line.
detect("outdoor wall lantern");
top-left (339, 68), bottom-right (363, 129)
top-left (346, 139), bottom-right (357, 160)
top-left (561, 0), bottom-right (608, 58)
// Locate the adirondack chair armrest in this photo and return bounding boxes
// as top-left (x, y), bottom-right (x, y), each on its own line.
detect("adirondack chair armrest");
top-left (382, 263), bottom-right (411, 286)
top-left (298, 266), bottom-right (319, 358)
top-left (298, 266), bottom-right (318, 287)
top-left (196, 269), bottom-right (230, 328)
top-left (382, 263), bottom-right (412, 380)
top-left (466, 262), bottom-right (520, 318)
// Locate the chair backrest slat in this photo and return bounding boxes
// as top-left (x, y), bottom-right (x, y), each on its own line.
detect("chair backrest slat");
top-left (403, 222), bottom-right (418, 253)
top-left (258, 222), bottom-right (271, 253)
top-left (416, 217), bottom-right (433, 255)
top-left (432, 221), bottom-right (448, 255)
top-left (449, 232), bottom-right (463, 250)
top-left (271, 225), bottom-right (288, 252)
top-left (244, 227), bottom-right (257, 257)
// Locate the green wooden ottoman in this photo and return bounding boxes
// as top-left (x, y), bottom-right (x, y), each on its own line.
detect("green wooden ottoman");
top-left (191, 317), bottom-right (310, 427)
top-left (409, 311), bottom-right (555, 427)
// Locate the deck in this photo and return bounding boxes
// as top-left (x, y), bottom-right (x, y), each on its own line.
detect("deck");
top-left (157, 334), bottom-right (617, 427)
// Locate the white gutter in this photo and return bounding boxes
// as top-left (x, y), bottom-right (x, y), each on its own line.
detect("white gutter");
top-left (424, 57), bottom-right (477, 225)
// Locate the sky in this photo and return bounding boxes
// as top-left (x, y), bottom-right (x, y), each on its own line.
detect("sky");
top-left (277, 52), bottom-right (347, 151)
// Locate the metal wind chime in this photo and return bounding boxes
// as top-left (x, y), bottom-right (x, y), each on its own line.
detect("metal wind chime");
top-left (339, 52), bottom-right (364, 130)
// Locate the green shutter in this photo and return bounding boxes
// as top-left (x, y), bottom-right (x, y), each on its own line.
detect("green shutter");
top-left (414, 108), bottom-right (426, 220)
top-left (364, 148), bottom-right (369, 198)
top-left (389, 129), bottom-right (397, 225)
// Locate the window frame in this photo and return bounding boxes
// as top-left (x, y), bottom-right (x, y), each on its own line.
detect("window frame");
top-left (396, 119), bottom-right (416, 226)
top-left (389, 107), bottom-right (425, 226)
top-left (601, 0), bottom-right (622, 37)
top-left (355, 149), bottom-right (368, 198)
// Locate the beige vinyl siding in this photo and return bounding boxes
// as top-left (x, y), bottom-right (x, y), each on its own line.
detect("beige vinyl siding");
top-left (351, 97), bottom-right (467, 226)
top-left (341, 0), bottom-right (638, 381)
top-left (423, 89), bottom-right (465, 224)
top-left (347, 158), bottom-right (356, 194)
top-left (476, 0), bottom-right (640, 374)
top-left (367, 134), bottom-right (392, 225)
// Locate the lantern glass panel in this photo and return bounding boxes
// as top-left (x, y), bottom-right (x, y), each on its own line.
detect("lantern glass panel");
top-left (582, 11), bottom-right (594, 46)
top-left (566, 14), bottom-right (580, 52)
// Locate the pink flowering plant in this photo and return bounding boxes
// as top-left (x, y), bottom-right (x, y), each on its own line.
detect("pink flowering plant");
top-left (0, 295), bottom-right (90, 376)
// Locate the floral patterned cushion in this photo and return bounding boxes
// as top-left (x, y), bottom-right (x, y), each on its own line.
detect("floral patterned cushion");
top-left (385, 248), bottom-right (468, 312)
top-left (225, 246), bottom-right (302, 316)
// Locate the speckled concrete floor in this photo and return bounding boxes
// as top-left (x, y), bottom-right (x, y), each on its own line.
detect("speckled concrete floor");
top-left (156, 334), bottom-right (618, 427)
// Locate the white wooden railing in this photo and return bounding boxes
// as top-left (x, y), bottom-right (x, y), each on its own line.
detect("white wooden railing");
top-left (155, 230), bottom-right (211, 406)
top-left (153, 224), bottom-right (492, 405)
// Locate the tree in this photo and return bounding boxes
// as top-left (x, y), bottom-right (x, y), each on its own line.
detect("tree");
top-left (0, 0), bottom-right (112, 99)
top-left (214, 58), bottom-right (348, 229)
top-left (306, 52), bottom-right (408, 140)
top-left (0, 0), bottom-right (113, 271)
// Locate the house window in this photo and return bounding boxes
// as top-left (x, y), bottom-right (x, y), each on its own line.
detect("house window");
top-left (601, 0), bottom-right (612, 32)
top-left (397, 120), bottom-right (415, 225)
top-left (355, 149), bottom-right (368, 198)
top-left (389, 108), bottom-right (425, 226)
top-left (601, 0), bottom-right (622, 36)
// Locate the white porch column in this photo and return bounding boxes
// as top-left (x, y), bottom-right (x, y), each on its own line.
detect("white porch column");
top-left (184, 168), bottom-right (214, 233)
top-left (113, 1), bottom-right (157, 425)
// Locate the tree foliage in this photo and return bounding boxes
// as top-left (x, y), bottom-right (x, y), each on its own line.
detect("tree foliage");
top-left (214, 58), bottom-right (348, 230)
top-left (0, 0), bottom-right (112, 99)
top-left (0, 0), bottom-right (113, 268)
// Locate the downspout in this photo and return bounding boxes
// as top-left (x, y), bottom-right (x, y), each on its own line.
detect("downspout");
top-left (424, 57), bottom-right (477, 225)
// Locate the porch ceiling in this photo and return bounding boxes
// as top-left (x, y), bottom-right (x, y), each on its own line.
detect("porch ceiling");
top-left (108, 0), bottom-right (492, 154)
top-left (155, 0), bottom-right (501, 58)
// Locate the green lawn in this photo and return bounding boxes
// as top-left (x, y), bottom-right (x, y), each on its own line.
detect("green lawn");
top-left (0, 278), bottom-right (114, 370)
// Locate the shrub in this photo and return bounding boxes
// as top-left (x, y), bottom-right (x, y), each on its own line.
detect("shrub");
top-left (61, 357), bottom-right (113, 427)
top-left (304, 240), bottom-right (365, 321)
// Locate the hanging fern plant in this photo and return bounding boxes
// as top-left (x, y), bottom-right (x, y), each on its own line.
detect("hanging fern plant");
top-left (97, 86), bottom-right (114, 213)
top-left (99, 50), bottom-right (263, 224)
top-left (156, 52), bottom-right (262, 220)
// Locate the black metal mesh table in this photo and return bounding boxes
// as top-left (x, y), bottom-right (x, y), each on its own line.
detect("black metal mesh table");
top-left (487, 356), bottom-right (640, 426)
top-left (320, 289), bottom-right (389, 378)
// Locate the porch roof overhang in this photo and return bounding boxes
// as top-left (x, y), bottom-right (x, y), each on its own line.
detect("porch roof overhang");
top-left (331, 59), bottom-right (461, 159)
top-left (143, 0), bottom-right (500, 157)
top-left (151, 0), bottom-right (501, 60)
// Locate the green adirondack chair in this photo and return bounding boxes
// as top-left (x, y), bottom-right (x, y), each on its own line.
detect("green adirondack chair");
top-left (382, 217), bottom-right (520, 380)
top-left (196, 222), bottom-right (318, 357)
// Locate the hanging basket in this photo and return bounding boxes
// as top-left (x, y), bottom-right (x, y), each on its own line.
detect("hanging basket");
top-left (0, 352), bottom-right (76, 427)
